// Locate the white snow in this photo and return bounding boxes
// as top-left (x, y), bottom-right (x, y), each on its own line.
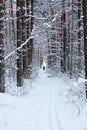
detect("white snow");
top-left (0, 69), bottom-right (87, 130)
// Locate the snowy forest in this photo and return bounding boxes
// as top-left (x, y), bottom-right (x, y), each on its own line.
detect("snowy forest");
top-left (0, 0), bottom-right (87, 130)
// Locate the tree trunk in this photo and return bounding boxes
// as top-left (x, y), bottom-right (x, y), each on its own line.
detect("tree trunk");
top-left (17, 0), bottom-right (23, 87)
top-left (10, 0), bottom-right (16, 45)
top-left (0, 0), bottom-right (5, 92)
top-left (77, 0), bottom-right (81, 76)
top-left (69, 0), bottom-right (74, 78)
top-left (66, 2), bottom-right (71, 76)
top-left (21, 0), bottom-right (29, 79)
top-left (61, 0), bottom-right (66, 73)
top-left (82, 0), bottom-right (87, 98)
top-left (28, 0), bottom-right (34, 76)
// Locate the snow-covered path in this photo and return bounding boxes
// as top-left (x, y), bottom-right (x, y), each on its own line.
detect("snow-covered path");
top-left (0, 70), bottom-right (64, 130)
top-left (0, 70), bottom-right (87, 130)
top-left (33, 70), bottom-right (63, 130)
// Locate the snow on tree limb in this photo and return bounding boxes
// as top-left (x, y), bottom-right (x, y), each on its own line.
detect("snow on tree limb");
top-left (5, 35), bottom-right (34, 60)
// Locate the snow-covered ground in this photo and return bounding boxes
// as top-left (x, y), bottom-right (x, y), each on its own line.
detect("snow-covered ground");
top-left (0, 69), bottom-right (87, 130)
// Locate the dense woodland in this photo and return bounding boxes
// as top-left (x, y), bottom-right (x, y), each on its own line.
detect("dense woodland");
top-left (0, 0), bottom-right (87, 97)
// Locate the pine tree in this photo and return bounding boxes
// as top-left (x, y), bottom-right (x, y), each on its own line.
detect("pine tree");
top-left (16, 0), bottom-right (23, 87)
top-left (82, 0), bottom-right (87, 97)
top-left (61, 0), bottom-right (66, 73)
top-left (21, 0), bottom-right (29, 79)
top-left (0, 0), bottom-right (5, 92)
top-left (28, 0), bottom-right (34, 76)
top-left (77, 0), bottom-right (81, 77)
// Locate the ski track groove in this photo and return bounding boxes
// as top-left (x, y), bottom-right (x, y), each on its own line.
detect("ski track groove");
top-left (48, 79), bottom-right (62, 130)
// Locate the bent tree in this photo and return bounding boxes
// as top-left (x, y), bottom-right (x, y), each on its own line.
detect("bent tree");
top-left (0, 0), bottom-right (5, 92)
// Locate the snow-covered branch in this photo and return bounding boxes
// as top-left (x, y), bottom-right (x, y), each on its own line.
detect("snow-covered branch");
top-left (5, 15), bottom-right (47, 21)
top-left (5, 35), bottom-right (34, 60)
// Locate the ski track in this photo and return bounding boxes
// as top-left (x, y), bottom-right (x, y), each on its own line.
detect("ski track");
top-left (47, 76), bottom-right (63, 130)
top-left (37, 70), bottom-right (62, 130)
top-left (0, 70), bottom-right (63, 130)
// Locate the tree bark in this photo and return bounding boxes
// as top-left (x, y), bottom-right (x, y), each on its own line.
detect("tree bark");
top-left (16, 0), bottom-right (23, 87)
top-left (21, 0), bottom-right (29, 79)
top-left (82, 0), bottom-right (87, 97)
top-left (69, 0), bottom-right (74, 78)
top-left (28, 0), bottom-right (34, 76)
top-left (0, 0), bottom-right (5, 92)
top-left (61, 0), bottom-right (66, 73)
top-left (77, 0), bottom-right (81, 77)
